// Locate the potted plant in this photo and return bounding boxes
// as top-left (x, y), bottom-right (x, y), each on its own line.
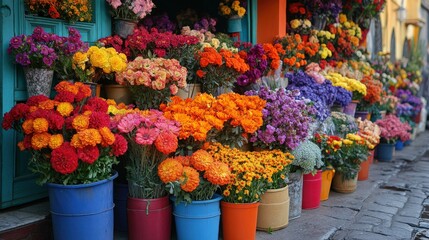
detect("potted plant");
top-left (356, 76), bottom-right (383, 120)
top-left (2, 81), bottom-right (128, 240)
top-left (157, 151), bottom-right (232, 240)
top-left (72, 46), bottom-right (128, 96)
top-left (24, 0), bottom-right (93, 23)
top-left (375, 114), bottom-right (411, 161)
top-left (206, 143), bottom-right (292, 240)
top-left (105, 0), bottom-right (156, 38)
top-left (355, 118), bottom-right (381, 180)
top-left (115, 56), bottom-right (187, 109)
top-left (330, 111), bottom-right (359, 138)
top-left (7, 26), bottom-right (61, 97)
top-left (111, 109), bottom-right (181, 240)
top-left (218, 0), bottom-right (247, 33)
top-left (331, 133), bottom-right (369, 193)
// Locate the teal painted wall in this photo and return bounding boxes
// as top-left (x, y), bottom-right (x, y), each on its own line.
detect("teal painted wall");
top-left (0, 0), bottom-right (112, 209)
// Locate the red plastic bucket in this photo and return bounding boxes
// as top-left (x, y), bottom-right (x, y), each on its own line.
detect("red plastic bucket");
top-left (127, 196), bottom-right (172, 240)
top-left (302, 170), bottom-right (322, 209)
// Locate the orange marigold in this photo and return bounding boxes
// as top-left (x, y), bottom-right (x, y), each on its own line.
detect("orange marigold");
top-left (22, 119), bottom-right (34, 134)
top-left (179, 166), bottom-right (200, 192)
top-left (190, 149), bottom-right (214, 171)
top-left (154, 131), bottom-right (178, 155)
top-left (31, 132), bottom-right (51, 150)
top-left (76, 128), bottom-right (102, 147)
top-left (57, 102), bottom-right (74, 117)
top-left (175, 155), bottom-right (191, 166)
top-left (70, 134), bottom-right (83, 148)
top-left (158, 158), bottom-right (184, 183)
top-left (204, 161), bottom-right (231, 185)
top-left (99, 127), bottom-right (115, 146)
top-left (32, 118), bottom-right (49, 133)
top-left (72, 115), bottom-right (90, 131)
top-left (38, 100), bottom-right (55, 110)
top-left (49, 134), bottom-right (64, 149)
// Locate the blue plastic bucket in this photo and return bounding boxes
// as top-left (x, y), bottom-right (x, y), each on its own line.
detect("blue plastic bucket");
top-left (172, 194), bottom-right (222, 240)
top-left (375, 143), bottom-right (395, 162)
top-left (47, 172), bottom-right (117, 240)
top-left (227, 17), bottom-right (242, 33)
top-left (395, 140), bottom-right (404, 151)
top-left (404, 139), bottom-right (412, 146)
top-left (114, 183), bottom-right (128, 232)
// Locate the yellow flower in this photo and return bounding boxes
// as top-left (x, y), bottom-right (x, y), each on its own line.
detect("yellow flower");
top-left (49, 134), bottom-right (64, 149)
top-left (72, 115), bottom-right (90, 131)
top-left (339, 14), bottom-right (347, 24)
top-left (109, 55), bottom-right (127, 72)
top-left (290, 19), bottom-right (301, 29)
top-left (342, 139), bottom-right (353, 145)
top-left (57, 102), bottom-right (74, 117)
top-left (73, 52), bottom-right (88, 65)
top-left (32, 118), bottom-right (49, 133)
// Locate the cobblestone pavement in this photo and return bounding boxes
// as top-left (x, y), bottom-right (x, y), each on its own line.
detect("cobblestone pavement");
top-left (256, 131), bottom-right (429, 240)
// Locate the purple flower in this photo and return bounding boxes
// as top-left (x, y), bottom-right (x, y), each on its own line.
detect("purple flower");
top-left (15, 53), bottom-right (30, 66)
top-left (42, 56), bottom-right (54, 67)
top-left (9, 36), bottom-right (23, 49)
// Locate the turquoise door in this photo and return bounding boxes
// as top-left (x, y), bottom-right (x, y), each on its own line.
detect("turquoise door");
top-left (0, 0), bottom-right (111, 209)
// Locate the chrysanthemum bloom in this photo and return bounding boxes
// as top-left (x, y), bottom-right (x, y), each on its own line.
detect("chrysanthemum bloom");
top-left (76, 128), bottom-right (102, 147)
top-left (31, 132), bottom-right (51, 150)
top-left (32, 118), bottom-right (49, 133)
top-left (56, 102), bottom-right (74, 117)
top-left (50, 143), bottom-right (79, 175)
top-left (99, 127), bottom-right (115, 146)
top-left (175, 155), bottom-right (191, 166)
top-left (190, 149), bottom-right (214, 171)
top-left (135, 127), bottom-right (159, 145)
top-left (111, 134), bottom-right (128, 157)
top-left (158, 158), bottom-right (184, 183)
top-left (22, 119), bottom-right (34, 134)
top-left (72, 115), bottom-right (90, 131)
top-left (179, 166), bottom-right (200, 192)
top-left (204, 161), bottom-right (231, 185)
top-left (77, 146), bottom-right (100, 164)
top-left (49, 134), bottom-right (64, 149)
top-left (154, 131), bottom-right (178, 154)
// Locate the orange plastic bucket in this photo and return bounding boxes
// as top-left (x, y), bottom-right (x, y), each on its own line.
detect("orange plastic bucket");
top-left (358, 158), bottom-right (370, 181)
top-left (320, 169), bottom-right (335, 201)
top-left (221, 201), bottom-right (259, 240)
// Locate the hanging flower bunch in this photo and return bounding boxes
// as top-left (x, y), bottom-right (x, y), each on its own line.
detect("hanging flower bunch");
top-left (355, 118), bottom-right (381, 149)
top-left (158, 150), bottom-right (232, 204)
top-left (72, 46), bottom-right (127, 83)
top-left (111, 109), bottom-right (180, 199)
top-left (233, 43), bottom-right (268, 93)
top-left (375, 114), bottom-right (411, 144)
top-left (105, 0), bottom-right (155, 21)
top-left (8, 26), bottom-right (60, 69)
top-left (206, 142), bottom-right (294, 203)
top-left (324, 72), bottom-right (367, 101)
top-left (161, 92), bottom-right (265, 152)
top-left (218, 0), bottom-right (247, 18)
top-left (115, 56), bottom-right (187, 109)
top-left (195, 46), bottom-right (249, 95)
top-left (2, 81), bottom-right (128, 185)
top-left (247, 87), bottom-right (316, 151)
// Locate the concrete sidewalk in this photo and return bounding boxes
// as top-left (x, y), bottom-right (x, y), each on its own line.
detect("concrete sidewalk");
top-left (256, 131), bottom-right (429, 240)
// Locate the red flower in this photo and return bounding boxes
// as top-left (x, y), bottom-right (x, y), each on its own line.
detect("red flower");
top-left (48, 5), bottom-right (60, 19)
top-left (88, 112), bottom-right (110, 129)
top-left (47, 111), bottom-right (65, 130)
top-left (50, 142), bottom-right (79, 175)
top-left (77, 146), bottom-right (99, 164)
top-left (154, 131), bottom-right (178, 155)
top-left (112, 134), bottom-right (128, 157)
top-left (54, 91), bottom-right (75, 103)
top-left (84, 98), bottom-right (108, 113)
top-left (26, 95), bottom-right (49, 106)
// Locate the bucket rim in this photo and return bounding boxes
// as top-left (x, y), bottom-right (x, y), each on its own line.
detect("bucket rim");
top-left (46, 171), bottom-right (118, 189)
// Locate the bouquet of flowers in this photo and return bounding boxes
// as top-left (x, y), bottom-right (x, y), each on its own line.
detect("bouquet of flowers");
top-left (105, 0), bottom-right (155, 21)
top-left (111, 109), bottom-right (181, 199)
top-left (2, 81), bottom-right (128, 185)
top-left (158, 150), bottom-right (232, 204)
top-left (25, 0), bottom-right (60, 19)
top-left (8, 26), bottom-right (60, 69)
top-left (375, 114), bottom-right (411, 144)
top-left (330, 111), bottom-right (359, 138)
top-left (115, 56), bottom-right (187, 109)
top-left (72, 46), bottom-right (127, 83)
top-left (355, 118), bottom-right (381, 149)
top-left (358, 76), bottom-right (383, 110)
top-left (324, 72), bottom-right (367, 101)
top-left (54, 27), bottom-right (89, 80)
top-left (334, 133), bottom-right (369, 180)
top-left (248, 87), bottom-right (316, 151)
top-left (289, 19), bottom-right (312, 35)
top-left (142, 13), bottom-right (177, 33)
top-left (193, 16), bottom-right (217, 33)
top-left (303, 0), bottom-right (342, 24)
top-left (312, 133), bottom-right (342, 167)
top-left (206, 143), bottom-right (293, 202)
top-left (218, 0), bottom-right (247, 18)
top-left (161, 93), bottom-right (266, 151)
top-left (195, 46), bottom-right (249, 95)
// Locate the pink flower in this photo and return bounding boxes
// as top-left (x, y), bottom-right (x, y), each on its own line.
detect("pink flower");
top-left (117, 113), bottom-right (143, 133)
top-left (170, 84), bottom-right (178, 95)
top-left (108, 0), bottom-right (122, 9)
top-left (135, 127), bottom-right (159, 145)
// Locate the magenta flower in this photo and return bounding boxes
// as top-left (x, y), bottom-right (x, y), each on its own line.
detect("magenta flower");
top-left (135, 127), bottom-right (159, 145)
top-left (117, 113), bottom-right (143, 133)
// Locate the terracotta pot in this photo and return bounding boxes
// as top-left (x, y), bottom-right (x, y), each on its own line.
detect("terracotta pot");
top-left (368, 150), bottom-right (375, 164)
top-left (257, 186), bottom-right (290, 231)
top-left (221, 201), bottom-right (259, 240)
top-left (358, 159), bottom-right (370, 181)
top-left (331, 172), bottom-right (358, 193)
top-left (320, 168), bottom-right (335, 201)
